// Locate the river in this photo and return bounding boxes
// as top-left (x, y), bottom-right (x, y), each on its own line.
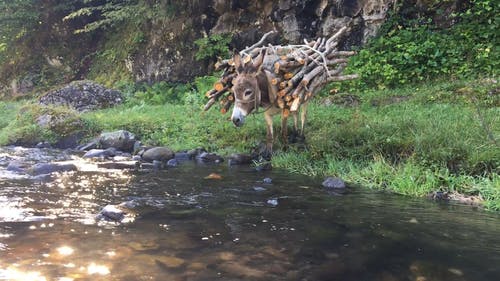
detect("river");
top-left (0, 147), bottom-right (499, 280)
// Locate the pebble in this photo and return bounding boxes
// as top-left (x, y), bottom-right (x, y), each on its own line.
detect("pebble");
top-left (166, 158), bottom-right (178, 167)
top-left (263, 177), bottom-right (272, 184)
top-left (98, 205), bottom-right (125, 221)
top-left (266, 198), bottom-right (279, 207)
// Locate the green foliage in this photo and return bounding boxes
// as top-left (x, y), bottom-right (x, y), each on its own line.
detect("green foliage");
top-left (63, 0), bottom-right (195, 34)
top-left (0, 103), bottom-right (85, 146)
top-left (340, 0), bottom-right (499, 90)
top-left (194, 34), bottom-right (232, 61)
top-left (273, 78), bottom-right (499, 209)
top-left (0, 101), bottom-right (21, 130)
top-left (121, 74), bottom-right (220, 106)
top-left (129, 82), bottom-right (192, 105)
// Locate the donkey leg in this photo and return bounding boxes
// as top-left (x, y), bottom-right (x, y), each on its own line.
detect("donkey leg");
top-left (281, 111), bottom-right (288, 150)
top-left (298, 102), bottom-right (308, 142)
top-left (263, 110), bottom-right (274, 159)
top-left (289, 111), bottom-right (299, 143)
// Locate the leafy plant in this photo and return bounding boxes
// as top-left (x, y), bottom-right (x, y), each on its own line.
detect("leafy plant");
top-left (194, 33), bottom-right (232, 61)
top-left (338, 0), bottom-right (499, 91)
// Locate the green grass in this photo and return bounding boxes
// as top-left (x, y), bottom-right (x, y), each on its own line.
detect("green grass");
top-left (81, 102), bottom-right (268, 154)
top-left (0, 78), bottom-right (498, 210)
top-left (271, 78), bottom-right (499, 210)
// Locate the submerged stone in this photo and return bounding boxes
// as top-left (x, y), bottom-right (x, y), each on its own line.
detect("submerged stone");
top-left (196, 152), bottom-right (224, 163)
top-left (228, 153), bottom-right (254, 165)
top-left (166, 158), bottom-right (179, 167)
top-left (322, 177), bottom-right (346, 189)
top-left (29, 162), bottom-right (78, 175)
top-left (83, 148), bottom-right (116, 158)
top-left (263, 177), bottom-right (273, 184)
top-left (97, 205), bottom-right (125, 221)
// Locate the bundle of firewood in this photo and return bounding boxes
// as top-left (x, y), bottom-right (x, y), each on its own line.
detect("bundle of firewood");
top-left (203, 26), bottom-right (358, 113)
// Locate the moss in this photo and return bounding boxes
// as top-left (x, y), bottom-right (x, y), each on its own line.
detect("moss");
top-left (0, 103), bottom-right (88, 146)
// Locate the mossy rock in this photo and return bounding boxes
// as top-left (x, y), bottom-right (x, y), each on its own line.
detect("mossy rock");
top-left (3, 104), bottom-right (89, 147)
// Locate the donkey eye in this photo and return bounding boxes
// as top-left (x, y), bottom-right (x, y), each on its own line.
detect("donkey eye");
top-left (244, 89), bottom-right (253, 97)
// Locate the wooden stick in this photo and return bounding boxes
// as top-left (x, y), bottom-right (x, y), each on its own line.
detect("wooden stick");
top-left (290, 97), bottom-right (301, 112)
top-left (327, 74), bottom-right (359, 82)
top-left (204, 98), bottom-right (217, 111)
top-left (221, 99), bottom-right (232, 114)
top-left (205, 89), bottom-right (217, 98)
top-left (241, 30), bottom-right (276, 54)
top-left (301, 65), bottom-right (324, 87)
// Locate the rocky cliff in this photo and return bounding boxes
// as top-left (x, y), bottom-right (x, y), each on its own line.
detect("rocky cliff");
top-left (1, 0), bottom-right (465, 96)
top-left (130, 0), bottom-right (397, 83)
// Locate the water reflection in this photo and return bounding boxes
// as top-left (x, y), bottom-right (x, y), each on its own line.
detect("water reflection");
top-left (0, 152), bottom-right (499, 280)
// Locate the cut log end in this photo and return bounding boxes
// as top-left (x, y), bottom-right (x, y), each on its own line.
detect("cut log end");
top-left (282, 109), bottom-right (290, 118)
top-left (214, 82), bottom-right (225, 92)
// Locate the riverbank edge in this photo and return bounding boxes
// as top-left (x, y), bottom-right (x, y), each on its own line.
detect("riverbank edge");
top-left (0, 77), bottom-right (498, 210)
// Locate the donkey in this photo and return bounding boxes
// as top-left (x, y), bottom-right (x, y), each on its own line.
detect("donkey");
top-left (230, 51), bottom-right (308, 158)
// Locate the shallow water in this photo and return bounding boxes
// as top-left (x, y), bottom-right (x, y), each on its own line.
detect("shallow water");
top-left (1, 148), bottom-right (500, 281)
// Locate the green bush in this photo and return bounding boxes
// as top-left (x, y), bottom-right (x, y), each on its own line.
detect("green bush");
top-left (340, 0), bottom-right (498, 90)
top-left (194, 34), bottom-right (232, 61)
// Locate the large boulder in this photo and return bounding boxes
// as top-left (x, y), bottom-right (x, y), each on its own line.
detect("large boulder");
top-left (39, 80), bottom-right (123, 112)
top-left (98, 130), bottom-right (137, 152)
top-left (141, 147), bottom-right (175, 162)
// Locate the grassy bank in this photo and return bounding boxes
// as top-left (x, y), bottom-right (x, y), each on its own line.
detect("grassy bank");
top-left (86, 78), bottom-right (499, 209)
top-left (0, 77), bottom-right (498, 210)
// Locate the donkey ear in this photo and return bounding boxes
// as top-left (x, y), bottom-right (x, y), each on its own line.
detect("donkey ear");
top-left (253, 49), bottom-right (266, 74)
top-left (233, 52), bottom-right (244, 74)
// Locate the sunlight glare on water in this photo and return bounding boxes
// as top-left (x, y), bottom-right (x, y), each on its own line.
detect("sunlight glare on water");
top-left (0, 267), bottom-right (47, 281)
top-left (0, 147), bottom-right (499, 281)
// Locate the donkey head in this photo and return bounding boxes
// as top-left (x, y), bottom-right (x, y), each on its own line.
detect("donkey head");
top-left (230, 50), bottom-right (266, 127)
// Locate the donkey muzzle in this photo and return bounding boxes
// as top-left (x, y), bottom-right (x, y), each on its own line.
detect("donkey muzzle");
top-left (231, 107), bottom-right (246, 127)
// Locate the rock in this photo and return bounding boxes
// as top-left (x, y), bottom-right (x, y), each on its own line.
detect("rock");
top-left (266, 198), bottom-right (279, 207)
top-left (152, 160), bottom-right (164, 170)
top-left (263, 177), bottom-right (272, 184)
top-left (141, 147), bottom-right (175, 162)
top-left (97, 204), bottom-right (136, 223)
top-left (6, 161), bottom-right (29, 173)
top-left (322, 177), bottom-right (346, 189)
top-left (99, 130), bottom-right (137, 152)
top-left (166, 158), bottom-right (178, 167)
top-left (196, 152), bottom-right (223, 163)
top-left (29, 163), bottom-right (78, 175)
top-left (77, 140), bottom-right (98, 151)
top-left (39, 80), bottom-right (123, 112)
top-left (187, 147), bottom-right (207, 159)
top-left (228, 153), bottom-right (254, 165)
top-left (35, 142), bottom-right (52, 149)
top-left (128, 241), bottom-right (160, 251)
top-left (53, 131), bottom-right (86, 149)
top-left (255, 162), bottom-right (272, 171)
top-left (140, 163), bottom-right (155, 170)
top-left (174, 152), bottom-right (191, 161)
top-left (155, 256), bottom-right (185, 268)
top-left (83, 148), bottom-right (116, 158)
top-left (253, 186), bottom-right (266, 192)
top-left (97, 161), bottom-right (139, 170)
top-left (97, 205), bottom-right (126, 222)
